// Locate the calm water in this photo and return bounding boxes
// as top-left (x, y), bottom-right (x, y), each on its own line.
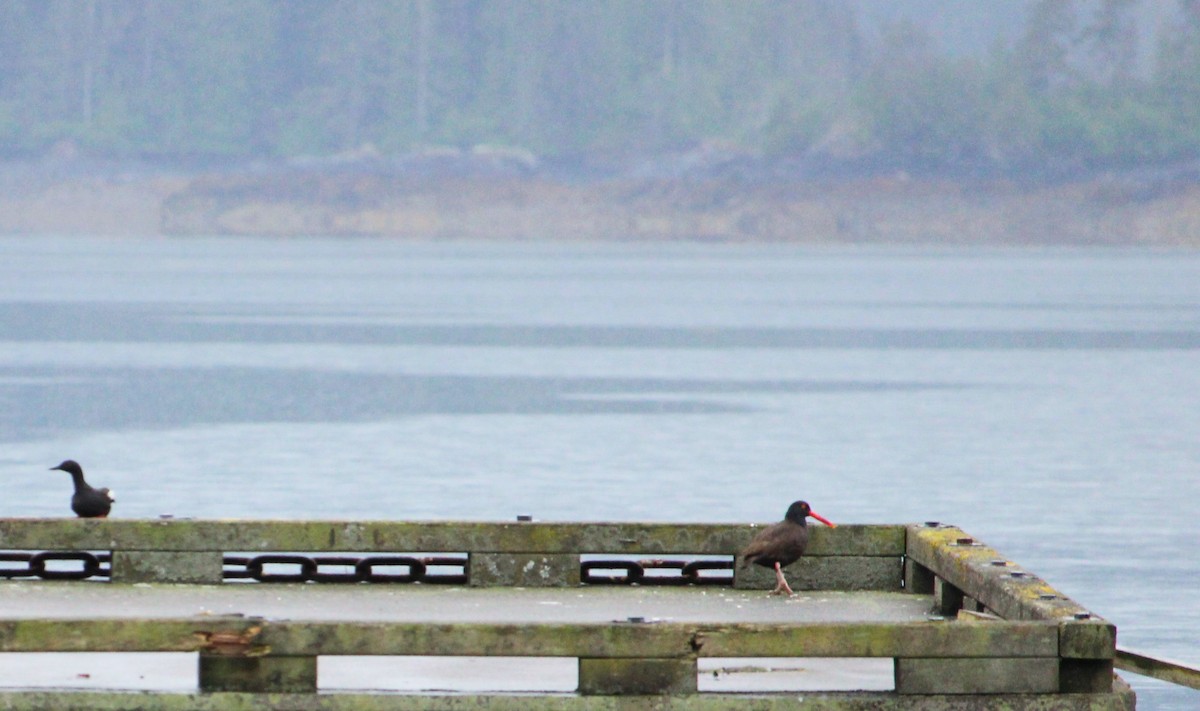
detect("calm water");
top-left (0, 236), bottom-right (1197, 706)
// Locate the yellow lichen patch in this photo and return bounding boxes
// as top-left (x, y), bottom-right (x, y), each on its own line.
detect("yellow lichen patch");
top-left (907, 524), bottom-right (1101, 625)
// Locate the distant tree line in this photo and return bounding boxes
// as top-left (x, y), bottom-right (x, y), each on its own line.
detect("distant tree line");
top-left (0, 0), bottom-right (1197, 177)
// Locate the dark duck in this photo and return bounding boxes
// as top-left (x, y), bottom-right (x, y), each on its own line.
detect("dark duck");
top-left (50, 460), bottom-right (115, 518)
top-left (739, 500), bottom-right (835, 595)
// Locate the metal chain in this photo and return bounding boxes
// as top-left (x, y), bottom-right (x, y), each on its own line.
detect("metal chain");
top-left (222, 554), bottom-right (468, 584)
top-left (681, 559), bottom-right (735, 584)
top-left (2, 551), bottom-right (731, 586)
top-left (581, 558), bottom-right (734, 586)
top-left (0, 552), bottom-right (111, 580)
top-left (581, 559), bottom-right (644, 584)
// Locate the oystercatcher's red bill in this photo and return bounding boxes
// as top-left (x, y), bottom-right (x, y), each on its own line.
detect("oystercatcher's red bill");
top-left (808, 510), bottom-right (836, 527)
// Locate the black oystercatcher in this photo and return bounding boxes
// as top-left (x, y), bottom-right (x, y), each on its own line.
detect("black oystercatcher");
top-left (739, 500), bottom-right (835, 595)
top-left (50, 460), bottom-right (115, 518)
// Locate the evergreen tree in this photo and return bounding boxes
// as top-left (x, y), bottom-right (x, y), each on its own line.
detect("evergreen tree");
top-left (0, 0), bottom-right (1189, 173)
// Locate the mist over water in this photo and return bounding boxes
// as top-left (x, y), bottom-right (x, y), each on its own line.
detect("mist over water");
top-left (0, 236), bottom-right (1197, 707)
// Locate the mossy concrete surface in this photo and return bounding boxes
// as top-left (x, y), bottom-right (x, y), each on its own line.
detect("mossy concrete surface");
top-left (905, 524), bottom-right (1118, 696)
top-left (0, 585), bottom-right (929, 625)
top-left (199, 655), bottom-right (317, 693)
top-left (111, 550), bottom-right (223, 584)
top-left (0, 683), bottom-right (1138, 710)
top-left (578, 657), bottom-right (697, 695)
top-left (469, 553), bottom-right (581, 587)
top-left (905, 525), bottom-right (1114, 662)
top-left (0, 519), bottom-right (902, 556)
top-left (0, 618), bottom-right (1064, 659)
top-left (895, 657), bottom-right (1059, 694)
top-left (734, 555), bottom-right (902, 591)
top-left (906, 525), bottom-right (1098, 623)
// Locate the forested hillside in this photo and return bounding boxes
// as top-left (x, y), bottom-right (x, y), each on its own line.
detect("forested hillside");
top-left (2, 0), bottom-right (1198, 178)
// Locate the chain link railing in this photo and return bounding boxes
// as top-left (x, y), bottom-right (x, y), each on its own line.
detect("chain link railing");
top-left (581, 558), bottom-right (733, 586)
top-left (0, 551), bottom-right (112, 580)
top-left (223, 554), bottom-right (469, 584)
top-left (2, 551), bottom-right (734, 586)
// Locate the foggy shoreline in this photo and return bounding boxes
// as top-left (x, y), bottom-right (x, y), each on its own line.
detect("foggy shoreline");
top-left (1, 157), bottom-right (1197, 246)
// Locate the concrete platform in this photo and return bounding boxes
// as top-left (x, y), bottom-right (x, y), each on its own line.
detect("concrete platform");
top-left (0, 581), bottom-right (932, 625)
top-left (0, 584), bottom-right (922, 695)
top-left (0, 521), bottom-right (1135, 708)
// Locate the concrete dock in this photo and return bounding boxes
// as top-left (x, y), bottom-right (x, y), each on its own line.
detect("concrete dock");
top-left (0, 585), bottom-right (918, 695)
top-left (0, 518), bottom-right (1136, 709)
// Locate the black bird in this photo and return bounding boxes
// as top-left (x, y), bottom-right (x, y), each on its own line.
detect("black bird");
top-left (739, 500), bottom-right (835, 595)
top-left (50, 460), bottom-right (115, 518)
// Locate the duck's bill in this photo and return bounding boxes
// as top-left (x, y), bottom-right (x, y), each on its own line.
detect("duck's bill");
top-left (808, 511), bottom-right (836, 527)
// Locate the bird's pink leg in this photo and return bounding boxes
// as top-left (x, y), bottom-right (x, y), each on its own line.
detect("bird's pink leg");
top-left (771, 562), bottom-right (795, 596)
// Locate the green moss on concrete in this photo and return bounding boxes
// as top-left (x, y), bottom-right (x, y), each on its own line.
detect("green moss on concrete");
top-left (199, 655), bottom-right (317, 693)
top-left (0, 519), bottom-right (903, 556)
top-left (469, 553), bottom-right (581, 587)
top-left (0, 617), bottom-right (261, 653)
top-left (112, 551), bottom-right (223, 584)
top-left (578, 657), bottom-right (698, 695)
top-left (905, 525), bottom-right (1106, 631)
top-left (3, 616), bottom-right (1062, 660)
top-left (896, 657), bottom-right (1059, 694)
top-left (693, 620), bottom-right (1058, 658)
top-left (254, 621), bottom-right (698, 658)
top-left (734, 556), bottom-right (903, 591)
top-left (1060, 620), bottom-right (1117, 660)
top-left (0, 685), bottom-right (1140, 710)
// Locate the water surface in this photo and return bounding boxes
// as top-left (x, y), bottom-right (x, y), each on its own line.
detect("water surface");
top-left (0, 237), bottom-right (1197, 706)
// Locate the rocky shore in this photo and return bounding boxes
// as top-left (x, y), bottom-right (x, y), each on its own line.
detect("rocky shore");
top-left (2, 154), bottom-right (1198, 245)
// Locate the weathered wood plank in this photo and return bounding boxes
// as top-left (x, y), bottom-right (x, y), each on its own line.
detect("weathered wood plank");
top-left (0, 519), bottom-right (903, 556)
top-left (0, 618), bottom-right (1058, 659)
